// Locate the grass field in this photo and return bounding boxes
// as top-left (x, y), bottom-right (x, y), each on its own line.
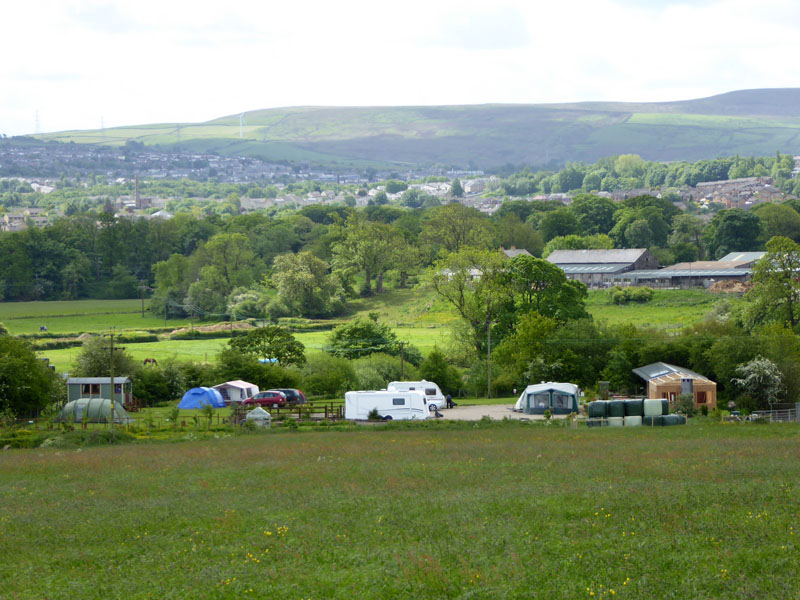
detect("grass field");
top-left (38, 326), bottom-right (451, 373)
top-left (1, 422), bottom-right (798, 598)
top-left (4, 289), bottom-right (727, 371)
top-left (0, 299), bottom-right (191, 336)
top-left (586, 288), bottom-right (730, 331)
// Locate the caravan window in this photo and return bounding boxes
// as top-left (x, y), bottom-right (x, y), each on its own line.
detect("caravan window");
top-left (533, 393), bottom-right (549, 409)
top-left (425, 388), bottom-right (437, 396)
top-left (392, 398), bottom-right (406, 406)
top-left (552, 393), bottom-right (572, 409)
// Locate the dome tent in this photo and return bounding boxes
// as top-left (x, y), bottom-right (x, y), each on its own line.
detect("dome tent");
top-left (178, 387), bottom-right (225, 409)
top-left (56, 398), bottom-right (134, 424)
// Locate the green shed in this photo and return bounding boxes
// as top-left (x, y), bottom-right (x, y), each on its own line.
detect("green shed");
top-left (66, 377), bottom-right (133, 406)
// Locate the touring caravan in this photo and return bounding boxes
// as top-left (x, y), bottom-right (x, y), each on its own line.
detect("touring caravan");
top-left (345, 390), bottom-right (431, 421)
top-left (514, 382), bottom-right (580, 415)
top-left (387, 380), bottom-right (446, 411)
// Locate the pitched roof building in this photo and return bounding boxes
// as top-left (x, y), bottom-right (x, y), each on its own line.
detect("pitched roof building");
top-left (546, 248), bottom-right (658, 286)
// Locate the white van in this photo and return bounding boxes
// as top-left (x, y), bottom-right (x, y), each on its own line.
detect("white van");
top-left (345, 390), bottom-right (431, 421)
top-left (387, 380), bottom-right (446, 411)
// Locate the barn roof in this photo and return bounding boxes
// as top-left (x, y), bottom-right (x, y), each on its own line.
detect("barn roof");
top-left (547, 249), bottom-right (649, 265)
top-left (632, 362), bottom-right (707, 382)
top-left (67, 377), bottom-right (132, 384)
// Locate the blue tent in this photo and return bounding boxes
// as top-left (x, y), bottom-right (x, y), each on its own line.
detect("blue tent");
top-left (178, 387), bottom-right (225, 409)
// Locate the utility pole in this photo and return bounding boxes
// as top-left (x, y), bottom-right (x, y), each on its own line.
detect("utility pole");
top-left (102, 329), bottom-right (126, 439)
top-left (487, 317), bottom-right (492, 400)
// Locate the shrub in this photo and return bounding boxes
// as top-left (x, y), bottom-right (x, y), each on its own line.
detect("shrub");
top-left (609, 286), bottom-right (654, 305)
top-left (302, 354), bottom-right (357, 398)
top-left (676, 393), bottom-right (696, 416)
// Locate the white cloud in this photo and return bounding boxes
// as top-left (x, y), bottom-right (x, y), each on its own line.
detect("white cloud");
top-left (0, 0), bottom-right (799, 135)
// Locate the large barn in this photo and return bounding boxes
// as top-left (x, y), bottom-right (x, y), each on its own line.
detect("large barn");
top-left (547, 248), bottom-right (658, 286)
top-left (619, 251), bottom-right (765, 289)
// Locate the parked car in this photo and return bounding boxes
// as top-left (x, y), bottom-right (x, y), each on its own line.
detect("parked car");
top-left (267, 388), bottom-right (307, 405)
top-left (243, 390), bottom-right (287, 409)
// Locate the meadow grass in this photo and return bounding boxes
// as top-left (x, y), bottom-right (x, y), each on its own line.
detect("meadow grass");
top-left (585, 288), bottom-right (730, 331)
top-left (10, 289), bottom-right (726, 371)
top-left (0, 299), bottom-right (191, 335)
top-left (1, 422), bottom-right (798, 599)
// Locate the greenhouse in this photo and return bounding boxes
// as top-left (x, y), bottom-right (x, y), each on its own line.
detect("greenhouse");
top-left (56, 398), bottom-right (134, 424)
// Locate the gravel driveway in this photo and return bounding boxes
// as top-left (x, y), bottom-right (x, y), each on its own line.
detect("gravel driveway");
top-left (436, 404), bottom-right (546, 421)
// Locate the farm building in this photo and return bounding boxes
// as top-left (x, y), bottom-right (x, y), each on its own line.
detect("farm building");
top-left (213, 380), bottom-right (259, 404)
top-left (66, 377), bottom-right (132, 406)
top-left (632, 362), bottom-right (717, 410)
top-left (618, 252), bottom-right (764, 289)
top-left (513, 382), bottom-right (580, 415)
top-left (546, 249), bottom-right (658, 286)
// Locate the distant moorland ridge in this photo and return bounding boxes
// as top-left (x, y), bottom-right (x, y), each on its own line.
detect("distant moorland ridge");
top-left (37, 88), bottom-right (800, 168)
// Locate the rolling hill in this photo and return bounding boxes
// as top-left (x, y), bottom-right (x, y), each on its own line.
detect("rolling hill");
top-left (37, 88), bottom-right (800, 168)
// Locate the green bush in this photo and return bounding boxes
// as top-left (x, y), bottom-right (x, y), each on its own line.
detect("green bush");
top-left (302, 354), bottom-right (358, 398)
top-left (609, 286), bottom-right (654, 305)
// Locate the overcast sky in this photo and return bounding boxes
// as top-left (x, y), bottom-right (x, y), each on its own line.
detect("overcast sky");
top-left (2, 0), bottom-right (799, 136)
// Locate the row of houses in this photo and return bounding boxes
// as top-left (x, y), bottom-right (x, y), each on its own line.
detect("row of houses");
top-left (546, 248), bottom-right (766, 288)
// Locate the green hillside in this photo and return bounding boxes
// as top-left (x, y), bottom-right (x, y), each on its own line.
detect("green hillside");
top-left (37, 88), bottom-right (800, 167)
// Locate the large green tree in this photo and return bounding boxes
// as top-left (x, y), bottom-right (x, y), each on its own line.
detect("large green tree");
top-left (229, 325), bottom-right (306, 366)
top-left (746, 236), bottom-right (800, 329)
top-left (421, 203), bottom-right (494, 254)
top-left (0, 337), bottom-right (56, 416)
top-left (270, 251), bottom-right (344, 317)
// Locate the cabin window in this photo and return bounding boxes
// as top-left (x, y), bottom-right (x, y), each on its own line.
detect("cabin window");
top-left (114, 384), bottom-right (122, 394)
top-left (392, 398), bottom-right (406, 406)
top-left (533, 393), bottom-right (549, 409)
top-left (552, 393), bottom-right (572, 409)
top-left (696, 391), bottom-right (707, 404)
top-left (425, 388), bottom-right (437, 396)
top-left (82, 383), bottom-right (100, 395)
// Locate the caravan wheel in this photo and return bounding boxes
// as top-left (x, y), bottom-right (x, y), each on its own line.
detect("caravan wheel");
top-left (382, 415), bottom-right (393, 421)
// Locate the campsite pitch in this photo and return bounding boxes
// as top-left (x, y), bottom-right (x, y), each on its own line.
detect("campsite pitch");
top-left (1, 422), bottom-right (799, 599)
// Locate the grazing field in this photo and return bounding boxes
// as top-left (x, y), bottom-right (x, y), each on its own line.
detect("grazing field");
top-left (5, 289), bottom-right (726, 371)
top-left (1, 422), bottom-right (798, 599)
top-left (586, 288), bottom-right (730, 330)
top-left (0, 299), bottom-right (191, 335)
top-left (38, 326), bottom-right (451, 372)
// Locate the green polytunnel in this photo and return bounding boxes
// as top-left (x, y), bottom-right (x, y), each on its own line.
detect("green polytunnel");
top-left (56, 398), bottom-right (134, 424)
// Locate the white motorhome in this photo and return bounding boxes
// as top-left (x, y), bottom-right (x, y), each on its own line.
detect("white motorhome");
top-left (387, 380), bottom-right (446, 411)
top-left (344, 390), bottom-right (431, 421)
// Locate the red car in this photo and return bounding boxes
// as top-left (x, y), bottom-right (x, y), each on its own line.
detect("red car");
top-left (243, 390), bottom-right (287, 409)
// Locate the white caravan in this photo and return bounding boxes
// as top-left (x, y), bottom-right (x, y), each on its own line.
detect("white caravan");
top-left (345, 390), bottom-right (431, 421)
top-left (387, 380), bottom-right (446, 411)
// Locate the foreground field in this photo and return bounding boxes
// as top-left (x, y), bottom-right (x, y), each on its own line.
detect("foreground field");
top-left (1, 423), bottom-right (798, 599)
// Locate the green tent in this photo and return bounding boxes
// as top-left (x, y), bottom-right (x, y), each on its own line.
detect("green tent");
top-left (56, 398), bottom-right (134, 424)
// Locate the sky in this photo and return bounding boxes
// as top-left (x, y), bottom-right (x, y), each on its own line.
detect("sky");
top-left (2, 0), bottom-right (800, 136)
